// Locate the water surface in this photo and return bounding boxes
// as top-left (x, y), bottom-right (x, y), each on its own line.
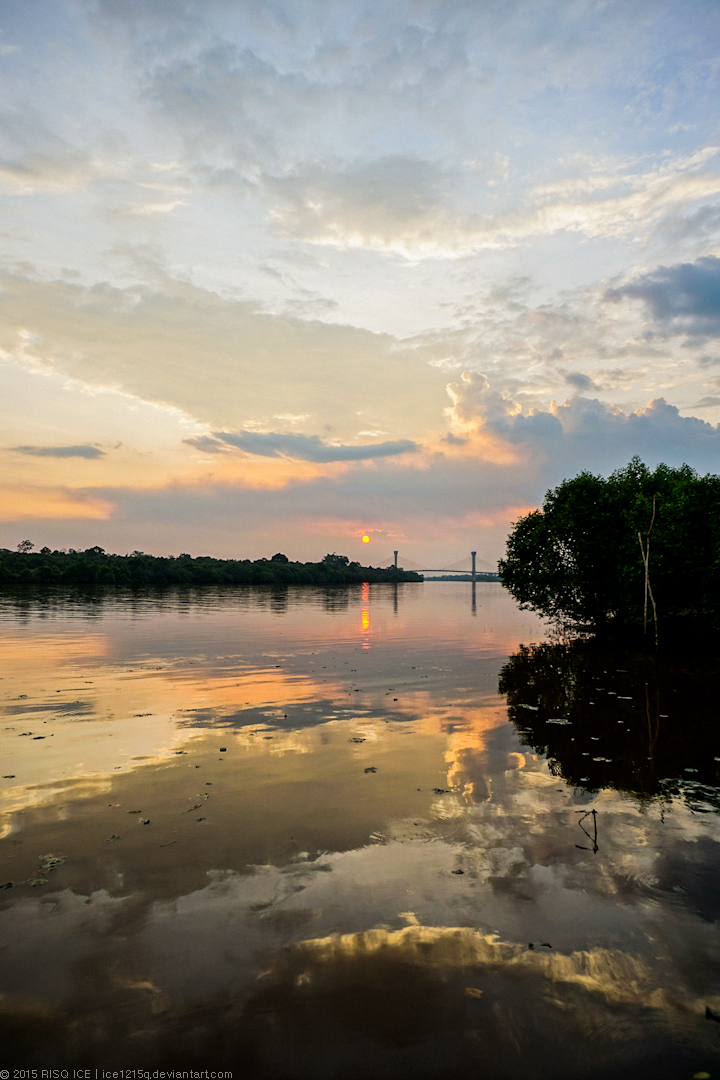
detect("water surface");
top-left (1, 583), bottom-right (719, 1078)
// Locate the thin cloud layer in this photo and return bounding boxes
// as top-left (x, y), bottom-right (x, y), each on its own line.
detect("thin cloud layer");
top-left (208, 430), bottom-right (419, 462)
top-left (10, 444), bottom-right (105, 458)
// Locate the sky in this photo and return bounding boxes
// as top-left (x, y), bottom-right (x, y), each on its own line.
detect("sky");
top-left (1, 0), bottom-right (720, 565)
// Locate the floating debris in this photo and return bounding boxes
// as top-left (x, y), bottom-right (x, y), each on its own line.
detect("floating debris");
top-left (451, 869), bottom-right (464, 875)
top-left (364, 767), bottom-right (377, 774)
top-left (104, 834), bottom-right (121, 843)
top-left (219, 747), bottom-right (227, 752)
top-left (140, 819), bottom-right (151, 825)
top-left (432, 788), bottom-right (450, 795)
top-left (349, 737), bottom-right (366, 744)
top-left (464, 987), bottom-right (483, 998)
top-left (547, 718), bottom-right (571, 725)
top-left (38, 855), bottom-right (65, 873)
top-left (0, 882), bottom-right (14, 890)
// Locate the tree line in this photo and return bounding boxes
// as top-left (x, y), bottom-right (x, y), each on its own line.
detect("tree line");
top-left (0, 547), bottom-right (422, 589)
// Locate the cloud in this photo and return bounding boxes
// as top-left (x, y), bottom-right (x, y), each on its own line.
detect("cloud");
top-left (447, 371), bottom-right (720, 475)
top-left (183, 435), bottom-right (228, 454)
top-left (0, 108), bottom-right (100, 193)
top-left (259, 148), bottom-right (720, 258)
top-left (264, 156), bottom-right (451, 251)
top-left (607, 255), bottom-right (720, 336)
top-left (0, 268), bottom-right (446, 441)
top-left (212, 430), bottom-right (419, 462)
top-left (563, 371), bottom-right (598, 392)
top-left (9, 444), bottom-right (106, 459)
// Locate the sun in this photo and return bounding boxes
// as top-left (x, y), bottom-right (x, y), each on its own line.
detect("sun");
top-left (362, 535), bottom-right (370, 543)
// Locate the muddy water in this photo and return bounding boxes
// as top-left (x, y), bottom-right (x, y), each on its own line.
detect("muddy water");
top-left (1, 582), bottom-right (719, 1078)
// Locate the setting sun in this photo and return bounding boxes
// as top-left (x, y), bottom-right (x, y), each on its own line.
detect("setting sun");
top-left (362, 535), bottom-right (370, 543)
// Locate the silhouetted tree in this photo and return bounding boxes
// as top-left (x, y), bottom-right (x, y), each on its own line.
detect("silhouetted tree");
top-left (499, 457), bottom-right (720, 632)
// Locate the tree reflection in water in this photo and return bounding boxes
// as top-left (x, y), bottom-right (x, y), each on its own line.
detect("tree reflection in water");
top-left (500, 637), bottom-right (720, 811)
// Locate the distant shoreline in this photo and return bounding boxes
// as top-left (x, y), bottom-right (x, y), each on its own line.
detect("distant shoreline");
top-left (0, 547), bottom-right (423, 589)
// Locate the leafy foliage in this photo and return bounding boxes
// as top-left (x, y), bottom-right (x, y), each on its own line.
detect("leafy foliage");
top-left (0, 547), bottom-right (421, 589)
top-left (498, 457), bottom-right (720, 629)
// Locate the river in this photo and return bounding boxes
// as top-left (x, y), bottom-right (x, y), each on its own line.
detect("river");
top-left (1, 582), bottom-right (719, 1078)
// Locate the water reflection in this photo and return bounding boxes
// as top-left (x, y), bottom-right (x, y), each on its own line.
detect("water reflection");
top-left (1, 585), bottom-right (719, 1076)
top-left (500, 637), bottom-right (720, 810)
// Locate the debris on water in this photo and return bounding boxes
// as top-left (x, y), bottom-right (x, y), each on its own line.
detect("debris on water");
top-left (0, 882), bottom-right (14, 890)
top-left (38, 855), bottom-right (64, 873)
top-left (349, 737), bottom-right (365, 743)
top-left (705, 1006), bottom-right (720, 1023)
top-left (3, 775), bottom-right (15, 779)
top-left (32, 735), bottom-right (46, 740)
top-left (30, 878), bottom-right (48, 887)
top-left (174, 750), bottom-right (187, 755)
top-left (547, 719), bottom-right (571, 725)
top-left (140, 819), bottom-right (150, 825)
top-left (364, 767), bottom-right (377, 773)
top-left (128, 809), bottom-right (142, 814)
top-left (104, 835), bottom-right (121, 842)
top-left (196, 817), bottom-right (206, 822)
top-left (517, 704), bottom-right (538, 711)
top-left (393, 698), bottom-right (398, 701)
top-left (433, 788), bottom-right (450, 794)
top-left (160, 840), bottom-right (177, 847)
top-left (219, 747), bottom-right (227, 752)
top-left (451, 869), bottom-right (464, 875)
top-left (184, 803), bottom-right (202, 812)
top-left (464, 987), bottom-right (483, 998)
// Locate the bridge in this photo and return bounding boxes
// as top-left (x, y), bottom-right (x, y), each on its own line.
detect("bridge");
top-left (370, 551), bottom-right (497, 576)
